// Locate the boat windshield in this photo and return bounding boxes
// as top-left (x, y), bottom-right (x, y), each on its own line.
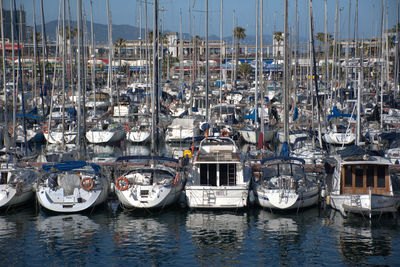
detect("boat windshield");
top-left (264, 163), bottom-right (304, 178)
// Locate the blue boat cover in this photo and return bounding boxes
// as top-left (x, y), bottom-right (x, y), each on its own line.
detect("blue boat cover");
top-left (115, 155), bottom-right (179, 163)
top-left (327, 106), bottom-right (356, 121)
top-left (42, 161), bottom-right (101, 173)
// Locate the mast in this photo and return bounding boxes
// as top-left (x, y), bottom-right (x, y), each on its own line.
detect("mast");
top-left (13, 0), bottom-right (28, 155)
top-left (32, 0), bottom-right (37, 106)
top-left (346, 0), bottom-right (351, 84)
top-left (219, 0), bottom-right (223, 118)
top-left (324, 0), bottom-right (328, 94)
top-left (10, 0), bottom-right (16, 147)
top-left (40, 0), bottom-right (47, 115)
top-left (380, 0), bottom-right (384, 129)
top-left (151, 0), bottom-right (159, 154)
top-left (260, 0), bottom-right (264, 143)
top-left (283, 0), bottom-right (289, 144)
top-left (62, 0), bottom-right (66, 149)
top-left (76, 0), bottom-right (82, 156)
top-left (396, 0), bottom-right (399, 97)
top-left (90, 0), bottom-right (96, 118)
top-left (205, 0), bottom-right (209, 123)
top-left (179, 9), bottom-right (183, 83)
top-left (294, 0), bottom-right (298, 109)
top-left (309, 0), bottom-right (323, 148)
top-left (254, 0), bottom-right (259, 132)
top-left (107, 0), bottom-right (113, 107)
top-left (1, 0), bottom-right (8, 147)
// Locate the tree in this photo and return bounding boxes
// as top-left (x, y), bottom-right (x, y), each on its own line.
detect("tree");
top-left (114, 37), bottom-right (126, 70)
top-left (316, 32), bottom-right (333, 57)
top-left (238, 62), bottom-right (252, 82)
top-left (273, 31), bottom-right (283, 57)
top-left (233, 26), bottom-right (246, 83)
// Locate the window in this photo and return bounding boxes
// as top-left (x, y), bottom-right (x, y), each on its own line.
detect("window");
top-left (200, 164), bottom-right (217, 186)
top-left (377, 166), bottom-right (386, 188)
top-left (344, 166), bottom-right (352, 187)
top-left (366, 165), bottom-right (374, 187)
top-left (355, 166), bottom-right (363, 187)
top-left (220, 164), bottom-right (228, 185)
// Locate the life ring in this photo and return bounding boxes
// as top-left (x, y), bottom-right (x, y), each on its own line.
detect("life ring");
top-left (42, 125), bottom-right (49, 134)
top-left (115, 176), bottom-right (129, 191)
top-left (221, 129), bottom-right (229, 137)
top-left (80, 177), bottom-right (95, 191)
top-left (124, 125), bottom-right (130, 132)
top-left (8, 126), bottom-right (14, 136)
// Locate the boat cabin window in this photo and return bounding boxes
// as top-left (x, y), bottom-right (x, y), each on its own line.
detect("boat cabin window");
top-left (220, 164), bottom-right (236, 186)
top-left (341, 164), bottom-right (389, 194)
top-left (355, 166), bottom-right (363, 187)
top-left (366, 166), bottom-right (374, 187)
top-left (377, 166), bottom-right (386, 188)
top-left (200, 164), bottom-right (217, 186)
top-left (344, 166), bottom-right (352, 187)
top-left (200, 163), bottom-right (236, 186)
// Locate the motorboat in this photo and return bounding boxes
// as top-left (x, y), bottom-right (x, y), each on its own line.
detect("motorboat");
top-left (325, 145), bottom-right (400, 218)
top-left (185, 137), bottom-right (250, 209)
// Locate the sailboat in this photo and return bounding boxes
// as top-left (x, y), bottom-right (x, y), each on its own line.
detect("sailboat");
top-left (36, 0), bottom-right (109, 213)
top-left (113, 0), bottom-right (186, 210)
top-left (0, 2), bottom-right (40, 209)
top-left (36, 161), bottom-right (109, 213)
top-left (0, 152), bottom-right (39, 209)
top-left (251, 0), bottom-right (319, 211)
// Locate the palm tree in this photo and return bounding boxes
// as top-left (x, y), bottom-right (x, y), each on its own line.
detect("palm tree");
top-left (316, 32), bottom-right (333, 57)
top-left (114, 37), bottom-right (126, 70)
top-left (233, 26), bottom-right (246, 83)
top-left (273, 31), bottom-right (283, 57)
top-left (238, 62), bottom-right (252, 82)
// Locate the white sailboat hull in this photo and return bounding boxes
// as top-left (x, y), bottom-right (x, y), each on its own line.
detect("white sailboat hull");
top-left (0, 186), bottom-right (35, 208)
top-left (322, 131), bottom-right (355, 145)
top-left (126, 130), bottom-right (151, 143)
top-left (44, 131), bottom-right (77, 144)
top-left (115, 183), bottom-right (184, 209)
top-left (86, 129), bottom-right (125, 144)
top-left (254, 186), bottom-right (319, 210)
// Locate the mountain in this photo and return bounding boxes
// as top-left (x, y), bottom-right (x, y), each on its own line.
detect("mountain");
top-left (38, 20), bottom-right (141, 44)
top-left (38, 20), bottom-right (305, 45)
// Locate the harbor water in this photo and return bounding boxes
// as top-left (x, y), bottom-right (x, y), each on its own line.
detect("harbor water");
top-left (1, 204), bottom-right (400, 266)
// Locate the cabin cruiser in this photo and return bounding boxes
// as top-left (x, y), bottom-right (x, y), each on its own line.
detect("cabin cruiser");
top-left (185, 137), bottom-right (250, 208)
top-left (325, 145), bottom-right (400, 218)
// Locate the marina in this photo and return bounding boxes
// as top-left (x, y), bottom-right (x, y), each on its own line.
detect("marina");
top-left (0, 0), bottom-right (400, 265)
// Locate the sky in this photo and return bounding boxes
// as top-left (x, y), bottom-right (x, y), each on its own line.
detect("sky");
top-left (4, 0), bottom-right (399, 40)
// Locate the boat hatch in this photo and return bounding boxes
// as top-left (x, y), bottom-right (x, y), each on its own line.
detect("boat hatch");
top-left (341, 164), bottom-right (390, 195)
top-left (140, 190), bottom-right (149, 197)
top-left (200, 163), bottom-right (236, 186)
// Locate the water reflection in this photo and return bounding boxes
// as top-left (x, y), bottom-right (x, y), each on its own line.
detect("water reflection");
top-left (111, 209), bottom-right (184, 266)
top-left (324, 210), bottom-right (399, 265)
top-left (0, 208), bottom-right (37, 265)
top-left (186, 210), bottom-right (248, 266)
top-left (253, 208), bottom-right (322, 266)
